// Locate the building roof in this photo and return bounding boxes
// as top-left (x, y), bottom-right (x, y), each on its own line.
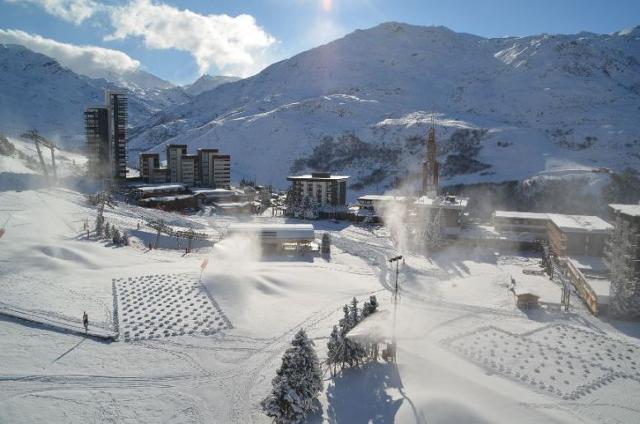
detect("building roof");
top-left (192, 188), bottom-right (235, 195)
top-left (140, 194), bottom-right (195, 202)
top-left (415, 195), bottom-right (469, 210)
top-left (135, 184), bottom-right (185, 193)
top-left (547, 214), bottom-right (613, 234)
top-left (358, 195), bottom-right (408, 202)
top-left (493, 211), bottom-right (550, 220)
top-left (228, 223), bottom-right (315, 240)
top-left (287, 173), bottom-right (349, 181)
top-left (609, 203), bottom-right (640, 218)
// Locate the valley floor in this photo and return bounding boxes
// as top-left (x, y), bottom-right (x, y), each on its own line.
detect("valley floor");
top-left (1, 186), bottom-right (639, 423)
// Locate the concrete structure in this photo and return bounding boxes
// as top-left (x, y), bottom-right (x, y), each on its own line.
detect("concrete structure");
top-left (84, 107), bottom-right (110, 180)
top-left (287, 172), bottom-right (349, 207)
top-left (139, 153), bottom-right (160, 183)
top-left (357, 195), bottom-right (409, 218)
top-left (133, 184), bottom-right (186, 199)
top-left (547, 214), bottom-right (613, 257)
top-left (140, 146), bottom-right (230, 189)
top-left (192, 188), bottom-right (240, 204)
top-left (212, 154), bottom-right (231, 189)
top-left (105, 91), bottom-right (128, 181)
top-left (138, 194), bottom-right (199, 211)
top-left (166, 144), bottom-right (187, 183)
top-left (227, 223), bottom-right (315, 250)
top-left (414, 194), bottom-right (469, 234)
top-left (84, 90), bottom-right (128, 182)
top-left (197, 149), bottom-right (230, 189)
top-left (493, 211), bottom-right (549, 236)
top-left (607, 203), bottom-right (640, 318)
top-left (180, 154), bottom-right (198, 187)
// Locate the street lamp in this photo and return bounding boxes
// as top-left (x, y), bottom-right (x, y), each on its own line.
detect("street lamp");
top-left (388, 255), bottom-right (403, 362)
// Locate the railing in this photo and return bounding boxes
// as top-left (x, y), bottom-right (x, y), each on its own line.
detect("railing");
top-left (564, 259), bottom-right (600, 315)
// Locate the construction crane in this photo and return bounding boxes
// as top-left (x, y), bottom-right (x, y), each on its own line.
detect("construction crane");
top-left (21, 130), bottom-right (57, 181)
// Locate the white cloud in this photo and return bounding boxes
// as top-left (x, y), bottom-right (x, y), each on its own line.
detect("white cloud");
top-left (106, 0), bottom-right (276, 77)
top-left (4, 0), bottom-right (102, 24)
top-left (0, 29), bottom-right (140, 78)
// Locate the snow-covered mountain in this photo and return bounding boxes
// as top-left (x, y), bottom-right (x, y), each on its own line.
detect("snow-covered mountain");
top-left (0, 44), bottom-right (187, 147)
top-left (130, 22), bottom-right (640, 192)
top-left (182, 74), bottom-right (241, 97)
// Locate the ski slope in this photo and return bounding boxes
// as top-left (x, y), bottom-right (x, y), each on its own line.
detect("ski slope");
top-left (1, 147), bottom-right (640, 422)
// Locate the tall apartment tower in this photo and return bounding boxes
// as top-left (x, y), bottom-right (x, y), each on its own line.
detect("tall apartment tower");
top-left (212, 154), bottom-right (231, 189)
top-left (180, 154), bottom-right (198, 186)
top-left (84, 107), bottom-right (110, 180)
top-left (166, 144), bottom-right (188, 183)
top-left (105, 91), bottom-right (128, 181)
top-left (197, 148), bottom-right (230, 189)
top-left (139, 153), bottom-right (160, 183)
top-left (421, 118), bottom-right (439, 197)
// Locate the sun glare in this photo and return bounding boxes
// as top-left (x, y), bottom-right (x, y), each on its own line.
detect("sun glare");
top-left (322, 0), bottom-right (333, 12)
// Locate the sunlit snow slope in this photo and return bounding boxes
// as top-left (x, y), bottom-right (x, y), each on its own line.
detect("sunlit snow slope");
top-left (131, 23), bottom-right (640, 191)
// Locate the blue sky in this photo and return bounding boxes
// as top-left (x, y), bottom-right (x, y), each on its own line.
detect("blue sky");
top-left (0, 0), bottom-right (638, 85)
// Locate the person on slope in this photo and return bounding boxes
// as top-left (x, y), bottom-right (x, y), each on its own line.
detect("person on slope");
top-left (82, 311), bottom-right (88, 334)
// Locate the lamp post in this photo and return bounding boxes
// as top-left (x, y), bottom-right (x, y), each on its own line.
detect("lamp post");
top-left (388, 255), bottom-right (403, 362)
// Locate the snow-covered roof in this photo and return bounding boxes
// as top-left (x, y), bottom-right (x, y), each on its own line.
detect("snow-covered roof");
top-left (358, 195), bottom-right (408, 202)
top-left (415, 195), bottom-right (468, 210)
top-left (135, 184), bottom-right (186, 193)
top-left (609, 204), bottom-right (640, 217)
top-left (139, 194), bottom-right (195, 202)
top-left (287, 174), bottom-right (349, 181)
top-left (192, 188), bottom-right (237, 196)
top-left (216, 202), bottom-right (251, 208)
top-left (494, 211), bottom-right (550, 220)
top-left (547, 214), bottom-right (613, 234)
top-left (228, 223), bottom-right (314, 241)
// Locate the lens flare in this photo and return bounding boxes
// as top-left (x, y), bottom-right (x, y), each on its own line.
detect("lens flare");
top-left (322, 0), bottom-right (332, 12)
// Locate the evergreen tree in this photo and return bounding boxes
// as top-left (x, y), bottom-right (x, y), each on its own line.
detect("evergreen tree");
top-left (121, 231), bottom-right (129, 246)
top-left (326, 325), bottom-right (342, 375)
top-left (362, 295), bottom-right (379, 318)
top-left (338, 301), bottom-right (367, 368)
top-left (94, 216), bottom-right (104, 238)
top-left (104, 222), bottom-right (111, 239)
top-left (261, 329), bottom-right (323, 423)
top-left (112, 228), bottom-right (121, 245)
top-left (349, 297), bottom-right (360, 326)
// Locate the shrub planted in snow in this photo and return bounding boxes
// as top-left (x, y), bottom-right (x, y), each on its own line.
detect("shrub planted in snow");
top-left (262, 329), bottom-right (323, 423)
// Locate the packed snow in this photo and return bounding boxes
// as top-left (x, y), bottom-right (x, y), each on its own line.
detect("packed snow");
top-left (1, 172), bottom-right (640, 422)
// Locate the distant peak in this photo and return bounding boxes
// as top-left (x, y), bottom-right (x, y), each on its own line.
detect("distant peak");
top-left (616, 25), bottom-right (640, 36)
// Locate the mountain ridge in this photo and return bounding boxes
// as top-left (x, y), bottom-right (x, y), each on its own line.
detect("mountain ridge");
top-left (129, 22), bottom-right (640, 193)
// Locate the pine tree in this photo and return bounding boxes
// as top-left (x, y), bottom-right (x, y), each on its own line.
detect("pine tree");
top-left (112, 228), bottom-right (121, 245)
top-left (326, 325), bottom-right (342, 375)
top-left (337, 301), bottom-right (367, 368)
top-left (121, 231), bottom-right (129, 246)
top-left (261, 329), bottom-right (323, 423)
top-left (94, 216), bottom-right (104, 238)
top-left (104, 222), bottom-right (111, 239)
top-left (348, 297), bottom-right (360, 326)
top-left (362, 295), bottom-right (379, 318)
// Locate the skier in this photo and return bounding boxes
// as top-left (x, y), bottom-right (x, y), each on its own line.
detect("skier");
top-left (82, 311), bottom-right (88, 334)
